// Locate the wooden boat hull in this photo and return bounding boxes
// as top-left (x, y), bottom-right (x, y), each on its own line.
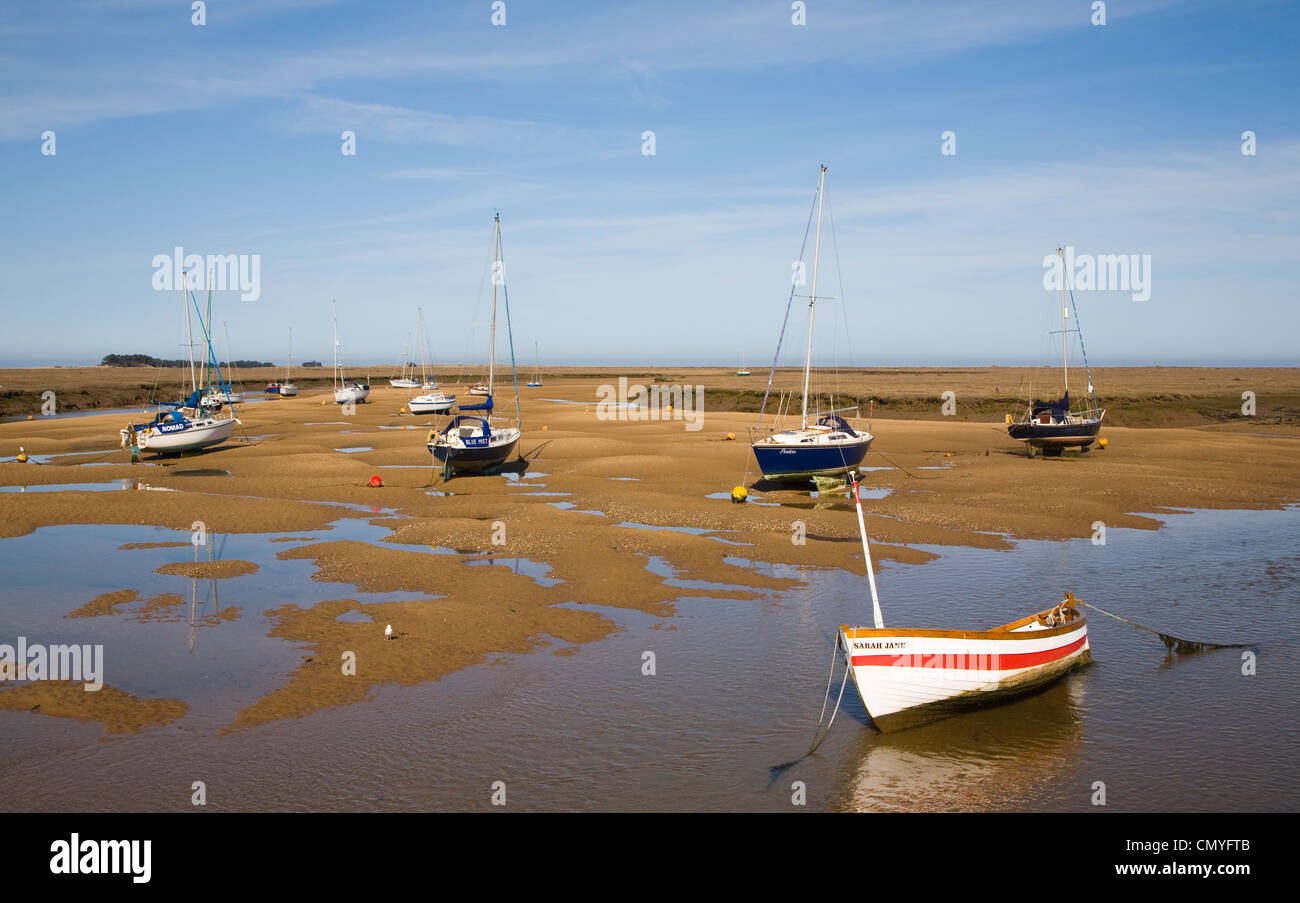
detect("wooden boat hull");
top-left (840, 600), bottom-right (1090, 732)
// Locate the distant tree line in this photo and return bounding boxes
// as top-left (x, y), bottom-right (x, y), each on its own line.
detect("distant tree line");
top-left (102, 353), bottom-right (275, 368)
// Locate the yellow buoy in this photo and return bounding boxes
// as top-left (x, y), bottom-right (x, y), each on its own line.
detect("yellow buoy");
top-left (1098, 437), bottom-right (1108, 448)
top-left (1005, 414), bottom-right (1013, 425)
top-left (730, 485), bottom-right (748, 504)
top-left (725, 432), bottom-right (735, 441)
top-left (27, 414), bottom-right (34, 421)
top-left (16, 447), bottom-right (29, 463)
top-left (401, 406), bottom-right (408, 414)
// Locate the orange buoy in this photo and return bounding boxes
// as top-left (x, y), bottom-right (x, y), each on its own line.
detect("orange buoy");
top-left (369, 475), bottom-right (383, 487)
top-left (542, 425), bottom-right (548, 431)
top-left (726, 432), bottom-right (735, 441)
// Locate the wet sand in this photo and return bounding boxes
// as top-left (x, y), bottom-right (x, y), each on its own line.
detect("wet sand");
top-left (1, 371), bottom-right (1297, 734)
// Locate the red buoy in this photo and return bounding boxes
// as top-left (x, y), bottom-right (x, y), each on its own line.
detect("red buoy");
top-left (369, 475), bottom-right (383, 487)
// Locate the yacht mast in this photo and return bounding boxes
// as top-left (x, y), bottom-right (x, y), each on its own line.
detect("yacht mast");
top-left (489, 213), bottom-right (500, 394)
top-left (332, 301), bottom-right (340, 391)
top-left (1059, 247), bottom-right (1069, 398)
top-left (183, 268), bottom-right (196, 394)
top-left (418, 307), bottom-right (427, 385)
top-left (801, 164), bottom-right (827, 429)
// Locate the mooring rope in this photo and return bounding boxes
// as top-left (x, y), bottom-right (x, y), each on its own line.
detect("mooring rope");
top-left (1076, 599), bottom-right (1251, 653)
top-left (807, 650), bottom-right (851, 757)
top-left (864, 448), bottom-right (943, 479)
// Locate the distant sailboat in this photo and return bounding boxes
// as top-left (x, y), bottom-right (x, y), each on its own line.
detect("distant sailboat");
top-left (390, 333), bottom-right (420, 388)
top-left (332, 302), bottom-right (370, 405)
top-left (279, 329), bottom-right (298, 396)
top-left (427, 212), bottom-right (521, 474)
top-left (408, 306), bottom-right (455, 414)
top-left (527, 341), bottom-right (542, 388)
top-left (267, 329), bottom-right (298, 396)
top-left (1007, 247), bottom-right (1105, 456)
top-left (217, 321), bottom-right (245, 404)
top-left (750, 165), bottom-right (872, 481)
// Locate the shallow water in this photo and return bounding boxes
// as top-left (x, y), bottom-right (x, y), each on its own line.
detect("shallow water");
top-left (0, 507), bottom-right (1295, 812)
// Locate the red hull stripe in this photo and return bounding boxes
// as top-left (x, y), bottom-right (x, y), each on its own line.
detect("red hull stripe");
top-left (850, 634), bottom-right (1087, 671)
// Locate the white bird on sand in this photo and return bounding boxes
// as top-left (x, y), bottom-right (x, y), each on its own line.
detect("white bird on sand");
top-left (384, 624), bottom-right (393, 639)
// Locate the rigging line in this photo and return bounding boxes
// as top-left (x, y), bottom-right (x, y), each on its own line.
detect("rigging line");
top-left (1064, 277), bottom-right (1098, 411)
top-left (826, 177), bottom-right (855, 416)
top-left (186, 284), bottom-right (231, 397)
top-left (495, 216), bottom-right (523, 427)
top-left (757, 183), bottom-right (820, 431)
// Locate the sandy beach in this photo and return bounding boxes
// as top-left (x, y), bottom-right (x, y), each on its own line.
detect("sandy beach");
top-left (1, 368), bottom-right (1297, 734)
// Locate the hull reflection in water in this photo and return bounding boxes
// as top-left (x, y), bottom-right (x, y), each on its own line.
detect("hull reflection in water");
top-left (836, 675), bottom-right (1088, 812)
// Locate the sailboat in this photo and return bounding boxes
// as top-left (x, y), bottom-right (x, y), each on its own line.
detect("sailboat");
top-left (120, 269), bottom-right (240, 455)
top-left (427, 212), bottom-right (521, 474)
top-left (1007, 247), bottom-right (1105, 455)
top-left (266, 329), bottom-right (298, 396)
top-left (526, 341), bottom-right (542, 388)
top-left (736, 351), bottom-right (750, 377)
top-left (408, 307), bottom-right (455, 414)
top-left (750, 165), bottom-right (872, 481)
top-left (279, 330), bottom-right (298, 396)
top-left (332, 302), bottom-right (370, 405)
top-left (217, 321), bottom-right (245, 404)
top-left (390, 334), bottom-right (420, 388)
top-left (837, 474), bottom-right (1092, 732)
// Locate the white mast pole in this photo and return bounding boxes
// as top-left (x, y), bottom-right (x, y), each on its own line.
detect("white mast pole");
top-left (418, 307), bottom-right (427, 385)
top-left (223, 320), bottom-right (236, 396)
top-left (332, 301), bottom-right (339, 391)
top-left (489, 213), bottom-right (500, 394)
top-left (801, 165), bottom-right (827, 429)
top-left (286, 329), bottom-right (292, 383)
top-left (1060, 247), bottom-right (1068, 399)
top-left (183, 268), bottom-right (196, 395)
top-left (851, 475), bottom-right (884, 629)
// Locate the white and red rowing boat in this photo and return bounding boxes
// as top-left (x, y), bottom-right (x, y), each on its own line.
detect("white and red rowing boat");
top-left (836, 475), bottom-right (1091, 732)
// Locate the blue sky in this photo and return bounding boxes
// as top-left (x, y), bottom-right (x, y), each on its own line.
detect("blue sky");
top-left (1, 0), bottom-right (1297, 369)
